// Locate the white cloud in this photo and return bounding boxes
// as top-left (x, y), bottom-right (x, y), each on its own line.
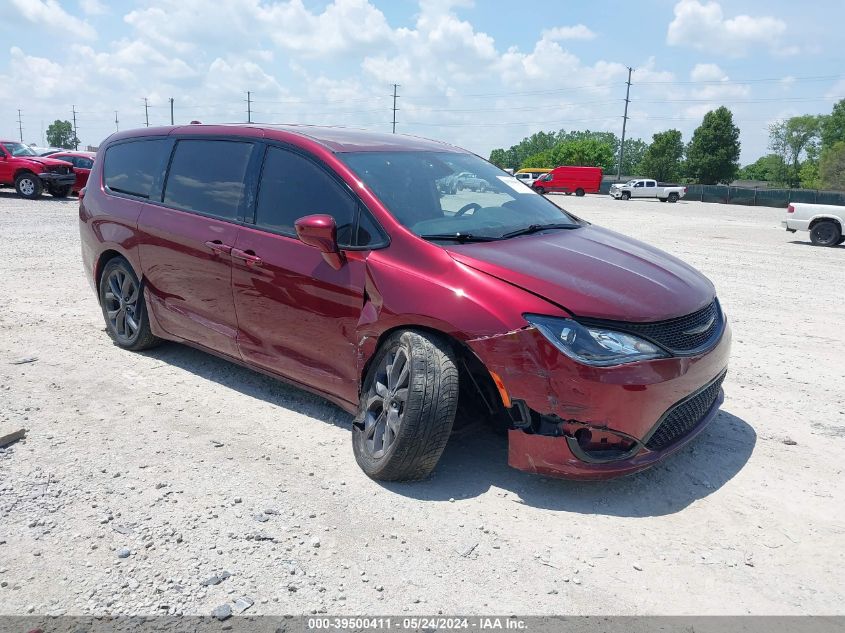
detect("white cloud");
top-left (79, 0), bottom-right (108, 15)
top-left (688, 63), bottom-right (750, 100)
top-left (542, 25), bottom-right (597, 41)
top-left (9, 0), bottom-right (96, 40)
top-left (667, 0), bottom-right (786, 57)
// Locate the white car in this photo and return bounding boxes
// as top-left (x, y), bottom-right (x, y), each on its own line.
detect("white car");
top-left (782, 202), bottom-right (844, 247)
top-left (610, 179), bottom-right (688, 202)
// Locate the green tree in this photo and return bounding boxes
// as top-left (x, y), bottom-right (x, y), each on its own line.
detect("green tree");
top-left (521, 150), bottom-right (553, 168)
top-left (549, 139), bottom-right (615, 170)
top-left (489, 148), bottom-right (508, 168)
top-left (819, 141), bottom-right (845, 191)
top-left (638, 130), bottom-right (684, 182)
top-left (768, 115), bottom-right (821, 187)
top-left (46, 120), bottom-right (79, 149)
top-left (821, 99), bottom-right (845, 149)
top-left (799, 161), bottom-right (821, 189)
top-left (737, 154), bottom-right (789, 184)
top-left (685, 107), bottom-right (741, 184)
top-left (619, 138), bottom-right (648, 176)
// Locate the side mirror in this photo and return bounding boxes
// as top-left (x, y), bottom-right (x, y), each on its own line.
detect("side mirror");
top-left (294, 214), bottom-right (344, 270)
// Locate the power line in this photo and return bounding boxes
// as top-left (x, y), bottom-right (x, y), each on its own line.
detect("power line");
top-left (170, 97), bottom-right (174, 125)
top-left (143, 97), bottom-right (149, 127)
top-left (17, 109), bottom-right (23, 142)
top-left (72, 105), bottom-right (79, 150)
top-left (246, 91), bottom-right (252, 124)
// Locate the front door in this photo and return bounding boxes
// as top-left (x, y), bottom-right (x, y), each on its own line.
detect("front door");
top-left (138, 138), bottom-right (255, 358)
top-left (232, 145), bottom-right (380, 405)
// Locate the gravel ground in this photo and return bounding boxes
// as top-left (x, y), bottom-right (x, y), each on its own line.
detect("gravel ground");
top-left (0, 190), bottom-right (843, 616)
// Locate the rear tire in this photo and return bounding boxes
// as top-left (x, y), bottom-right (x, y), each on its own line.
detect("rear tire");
top-left (15, 173), bottom-right (43, 200)
top-left (621, 191), bottom-right (630, 200)
top-left (575, 188), bottom-right (585, 197)
top-left (98, 258), bottom-right (162, 351)
top-left (668, 192), bottom-right (679, 203)
top-left (809, 220), bottom-right (842, 247)
top-left (352, 330), bottom-right (459, 481)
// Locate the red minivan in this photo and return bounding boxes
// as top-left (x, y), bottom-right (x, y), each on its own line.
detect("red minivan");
top-left (79, 124), bottom-right (730, 481)
top-left (532, 165), bottom-right (603, 196)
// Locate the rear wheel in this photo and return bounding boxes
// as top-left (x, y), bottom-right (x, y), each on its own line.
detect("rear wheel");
top-left (621, 191), bottom-right (630, 200)
top-left (575, 188), bottom-right (585, 197)
top-left (668, 192), bottom-right (679, 203)
top-left (352, 330), bottom-right (459, 481)
top-left (14, 173), bottom-right (43, 200)
top-left (98, 258), bottom-right (162, 351)
top-left (809, 220), bottom-right (842, 247)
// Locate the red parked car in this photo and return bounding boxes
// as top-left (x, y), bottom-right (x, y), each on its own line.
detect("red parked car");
top-left (0, 140), bottom-right (77, 199)
top-left (532, 165), bottom-right (603, 196)
top-left (79, 124), bottom-right (730, 481)
top-left (50, 150), bottom-right (96, 194)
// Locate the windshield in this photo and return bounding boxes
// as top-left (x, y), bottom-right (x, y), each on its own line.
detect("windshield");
top-left (2, 142), bottom-right (38, 157)
top-left (339, 151), bottom-right (579, 241)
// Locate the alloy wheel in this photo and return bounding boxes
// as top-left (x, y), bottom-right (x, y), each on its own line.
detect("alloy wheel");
top-left (19, 178), bottom-right (35, 196)
top-left (104, 269), bottom-right (140, 342)
top-left (362, 347), bottom-right (410, 458)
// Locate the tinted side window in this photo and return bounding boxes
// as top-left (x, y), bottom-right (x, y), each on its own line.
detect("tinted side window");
top-left (163, 140), bottom-right (253, 220)
top-left (54, 156), bottom-right (74, 166)
top-left (78, 158), bottom-right (94, 169)
top-left (104, 140), bottom-right (168, 199)
top-left (255, 147), bottom-right (357, 246)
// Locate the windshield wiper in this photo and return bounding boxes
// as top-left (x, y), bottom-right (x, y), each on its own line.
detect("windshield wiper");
top-left (419, 233), bottom-right (501, 243)
top-left (501, 223), bottom-right (579, 239)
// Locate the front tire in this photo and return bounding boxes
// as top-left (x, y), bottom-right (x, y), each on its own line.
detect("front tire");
top-left (98, 258), bottom-right (162, 351)
top-left (809, 220), bottom-right (842, 247)
top-left (352, 330), bottom-right (459, 481)
top-left (621, 191), bottom-right (630, 200)
top-left (15, 173), bottom-right (43, 200)
top-left (535, 187), bottom-right (545, 195)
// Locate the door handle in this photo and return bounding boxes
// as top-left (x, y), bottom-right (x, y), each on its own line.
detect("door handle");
top-left (230, 247), bottom-right (263, 267)
top-left (204, 240), bottom-right (232, 255)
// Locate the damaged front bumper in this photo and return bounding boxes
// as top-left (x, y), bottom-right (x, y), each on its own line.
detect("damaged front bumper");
top-left (467, 322), bottom-right (731, 480)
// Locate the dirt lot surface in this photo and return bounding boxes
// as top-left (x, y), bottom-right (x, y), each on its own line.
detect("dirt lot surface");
top-left (1, 190), bottom-right (843, 616)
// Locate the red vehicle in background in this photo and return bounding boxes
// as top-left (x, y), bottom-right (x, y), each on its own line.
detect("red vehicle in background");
top-left (50, 151), bottom-right (96, 194)
top-left (533, 166), bottom-right (603, 196)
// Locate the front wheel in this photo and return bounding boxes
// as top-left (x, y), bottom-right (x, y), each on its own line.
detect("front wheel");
top-left (15, 173), bottom-right (43, 199)
top-left (352, 330), bottom-right (459, 481)
top-left (535, 187), bottom-right (545, 195)
top-left (621, 191), bottom-right (630, 200)
top-left (99, 258), bottom-right (162, 351)
top-left (809, 220), bottom-right (842, 247)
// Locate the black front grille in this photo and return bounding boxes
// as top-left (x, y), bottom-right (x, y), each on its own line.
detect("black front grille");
top-left (617, 300), bottom-right (723, 354)
top-left (645, 371), bottom-right (726, 451)
top-left (48, 165), bottom-right (70, 175)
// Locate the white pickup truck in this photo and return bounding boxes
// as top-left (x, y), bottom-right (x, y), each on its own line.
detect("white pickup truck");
top-left (609, 179), bottom-right (688, 202)
top-left (782, 202), bottom-right (844, 246)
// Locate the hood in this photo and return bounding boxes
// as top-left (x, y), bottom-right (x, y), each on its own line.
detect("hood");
top-left (444, 225), bottom-right (715, 322)
top-left (18, 156), bottom-right (70, 167)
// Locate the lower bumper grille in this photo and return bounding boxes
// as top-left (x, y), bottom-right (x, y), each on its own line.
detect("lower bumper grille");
top-left (645, 370), bottom-right (726, 451)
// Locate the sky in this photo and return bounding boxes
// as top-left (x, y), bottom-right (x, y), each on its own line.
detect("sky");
top-left (1, 0), bottom-right (843, 164)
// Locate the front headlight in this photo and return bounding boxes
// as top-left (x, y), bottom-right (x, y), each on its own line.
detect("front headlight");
top-left (524, 314), bottom-right (669, 366)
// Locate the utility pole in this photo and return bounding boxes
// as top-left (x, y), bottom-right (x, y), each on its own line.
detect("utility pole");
top-left (170, 97), bottom-right (174, 125)
top-left (114, 110), bottom-right (119, 132)
top-left (246, 91), bottom-right (252, 123)
top-left (391, 83), bottom-right (400, 134)
top-left (616, 66), bottom-right (633, 181)
top-left (72, 104), bottom-right (79, 150)
top-left (144, 97), bottom-right (149, 127)
top-left (17, 109), bottom-right (23, 142)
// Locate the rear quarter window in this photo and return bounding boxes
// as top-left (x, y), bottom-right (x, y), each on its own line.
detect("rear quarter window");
top-left (104, 140), bottom-right (169, 199)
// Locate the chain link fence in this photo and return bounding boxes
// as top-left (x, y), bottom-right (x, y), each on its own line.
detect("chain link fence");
top-left (598, 180), bottom-right (845, 208)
